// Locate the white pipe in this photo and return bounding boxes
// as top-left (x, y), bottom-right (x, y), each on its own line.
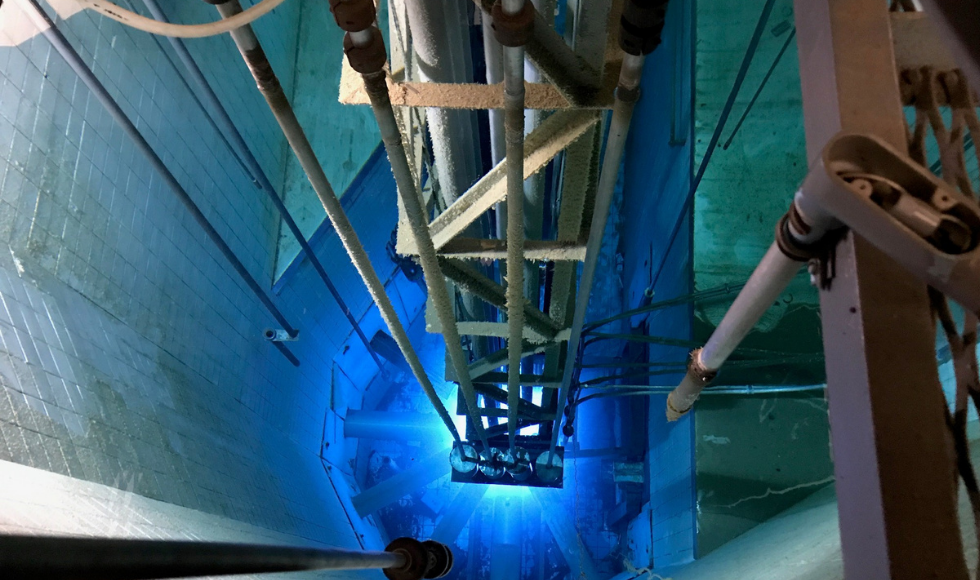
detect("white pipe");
top-left (665, 195), bottom-right (839, 420)
top-left (502, 0), bottom-right (527, 452)
top-left (76, 0), bottom-right (288, 38)
top-left (666, 243), bottom-right (801, 420)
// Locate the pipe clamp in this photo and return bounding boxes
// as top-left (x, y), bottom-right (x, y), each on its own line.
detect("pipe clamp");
top-left (491, 1), bottom-right (534, 47)
top-left (343, 27), bottom-right (387, 74)
top-left (620, 0), bottom-right (669, 55)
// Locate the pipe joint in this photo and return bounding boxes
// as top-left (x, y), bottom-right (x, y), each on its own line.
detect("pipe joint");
top-left (666, 348), bottom-right (715, 421)
top-left (329, 0), bottom-right (375, 32)
top-left (343, 27), bottom-right (387, 74)
top-left (491, 0), bottom-right (534, 47)
top-left (619, 0), bottom-right (669, 55)
top-left (615, 84), bottom-right (642, 104)
top-left (242, 46), bottom-right (282, 95)
top-left (775, 202), bottom-right (837, 261)
top-left (383, 537), bottom-right (453, 580)
top-left (687, 347), bottom-right (717, 384)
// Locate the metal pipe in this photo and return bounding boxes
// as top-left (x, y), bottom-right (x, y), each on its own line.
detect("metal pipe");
top-left (575, 384), bottom-right (824, 408)
top-left (126, 0), bottom-right (257, 186)
top-left (14, 0), bottom-right (300, 345)
top-left (483, 19), bottom-right (507, 241)
top-left (210, 0), bottom-right (461, 442)
top-left (501, 0), bottom-right (528, 452)
top-left (359, 65), bottom-right (490, 451)
top-left (140, 0), bottom-right (384, 371)
top-left (0, 535), bottom-right (408, 580)
top-left (665, 196), bottom-right (837, 420)
top-left (332, 2), bottom-right (489, 449)
top-left (550, 53), bottom-right (646, 454)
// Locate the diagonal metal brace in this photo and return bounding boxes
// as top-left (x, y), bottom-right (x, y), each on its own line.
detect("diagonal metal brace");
top-left (472, 0), bottom-right (603, 104)
top-left (397, 109), bottom-right (599, 255)
top-left (440, 258), bottom-right (562, 340)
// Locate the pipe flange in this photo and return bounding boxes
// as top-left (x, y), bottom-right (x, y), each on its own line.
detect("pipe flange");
top-left (688, 348), bottom-right (717, 384)
top-left (384, 538), bottom-right (429, 580)
top-left (615, 84), bottom-right (642, 104)
top-left (776, 211), bottom-right (825, 262)
top-left (329, 0), bottom-right (376, 32)
top-left (787, 201), bottom-right (811, 236)
top-left (491, 1), bottom-right (535, 47)
top-left (422, 540), bottom-right (453, 579)
top-left (343, 27), bottom-right (387, 74)
top-left (619, 0), bottom-right (669, 55)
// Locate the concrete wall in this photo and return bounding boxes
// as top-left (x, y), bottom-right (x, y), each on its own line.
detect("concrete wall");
top-left (0, 0), bottom-right (421, 553)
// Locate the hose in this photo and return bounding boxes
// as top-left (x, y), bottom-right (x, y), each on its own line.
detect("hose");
top-left (78, 0), bottom-right (287, 38)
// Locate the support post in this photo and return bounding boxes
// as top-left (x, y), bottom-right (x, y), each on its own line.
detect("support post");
top-left (795, 0), bottom-right (968, 577)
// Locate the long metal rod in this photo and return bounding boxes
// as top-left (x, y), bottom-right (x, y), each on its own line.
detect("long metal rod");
top-left (0, 535), bottom-right (406, 580)
top-left (352, 48), bottom-right (490, 449)
top-left (665, 243), bottom-right (802, 418)
top-left (210, 0), bottom-right (460, 441)
top-left (721, 27), bottom-right (796, 150)
top-left (502, 0), bottom-right (527, 452)
top-left (15, 0), bottom-right (299, 342)
top-left (648, 0), bottom-right (777, 292)
top-left (139, 0), bottom-right (384, 371)
top-left (550, 53), bottom-right (647, 454)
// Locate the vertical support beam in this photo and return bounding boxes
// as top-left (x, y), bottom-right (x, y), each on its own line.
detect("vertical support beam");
top-left (795, 1), bottom-right (968, 578)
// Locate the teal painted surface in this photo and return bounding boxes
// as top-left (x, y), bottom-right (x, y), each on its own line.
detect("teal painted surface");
top-left (693, 0), bottom-right (813, 327)
top-left (692, 0), bottom-right (832, 558)
top-left (275, 0), bottom-right (388, 278)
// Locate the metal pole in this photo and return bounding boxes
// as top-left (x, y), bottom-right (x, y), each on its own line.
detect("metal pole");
top-left (138, 0), bottom-right (384, 371)
top-left (13, 0), bottom-right (300, 343)
top-left (795, 0), bottom-right (967, 576)
top-left (666, 242), bottom-right (807, 419)
top-left (500, 0), bottom-right (528, 451)
top-left (343, 18), bottom-right (491, 449)
top-left (402, 0), bottom-right (490, 360)
top-left (0, 535), bottom-right (452, 580)
top-left (550, 53), bottom-right (646, 454)
top-left (209, 0), bottom-right (461, 442)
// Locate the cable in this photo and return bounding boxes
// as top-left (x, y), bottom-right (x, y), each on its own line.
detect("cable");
top-left (582, 283), bottom-right (745, 334)
top-left (578, 354), bottom-right (823, 386)
top-left (571, 384), bottom-right (823, 408)
top-left (77, 0), bottom-right (288, 38)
